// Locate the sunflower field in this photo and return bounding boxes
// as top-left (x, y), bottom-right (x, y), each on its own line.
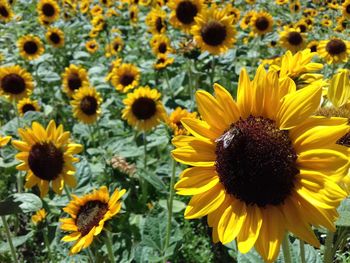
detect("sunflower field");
top-left (1, 0), bottom-right (350, 262)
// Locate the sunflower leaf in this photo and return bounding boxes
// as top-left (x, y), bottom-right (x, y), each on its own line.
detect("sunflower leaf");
top-left (0, 193), bottom-right (42, 215)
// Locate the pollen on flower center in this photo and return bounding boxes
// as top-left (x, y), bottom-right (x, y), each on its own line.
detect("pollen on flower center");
top-left (76, 201), bottom-right (108, 236)
top-left (131, 97), bottom-right (156, 120)
top-left (215, 115), bottom-right (299, 207)
top-left (120, 73), bottom-right (135, 86)
top-left (49, 33), bottom-right (60, 44)
top-left (255, 17), bottom-right (269, 31)
top-left (42, 3), bottom-right (55, 17)
top-left (23, 41), bottom-right (38, 54)
top-left (1, 74), bottom-right (26, 94)
top-left (200, 21), bottom-right (227, 46)
top-left (80, 96), bottom-right (98, 115)
top-left (326, 39), bottom-right (346, 55)
top-left (287, 32), bottom-right (302, 46)
top-left (175, 1), bottom-right (198, 25)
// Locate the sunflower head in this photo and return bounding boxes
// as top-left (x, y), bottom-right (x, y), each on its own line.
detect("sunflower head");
top-left (37, 0), bottom-right (60, 23)
top-left (110, 63), bottom-right (140, 93)
top-left (85, 39), bottom-right (99, 53)
top-left (46, 27), bottom-right (65, 48)
top-left (0, 0), bottom-right (13, 22)
top-left (145, 8), bottom-right (167, 34)
top-left (62, 64), bottom-right (90, 97)
top-left (167, 107), bottom-right (197, 135)
top-left (250, 11), bottom-right (274, 35)
top-left (342, 0), bottom-right (350, 18)
top-left (307, 40), bottom-right (319, 53)
top-left (32, 209), bottom-right (47, 225)
top-left (240, 10), bottom-right (256, 30)
top-left (150, 34), bottom-right (173, 56)
top-left (154, 54), bottom-right (174, 70)
top-left (169, 0), bottom-right (203, 32)
top-left (17, 97), bottom-right (40, 116)
top-left (224, 4), bottom-right (240, 24)
top-left (279, 27), bottom-right (306, 53)
top-left (18, 35), bottom-right (45, 61)
top-left (129, 4), bottom-right (138, 23)
top-left (106, 36), bottom-right (123, 57)
top-left (318, 38), bottom-right (350, 64)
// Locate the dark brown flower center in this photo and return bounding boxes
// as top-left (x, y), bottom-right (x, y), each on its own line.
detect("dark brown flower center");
top-left (270, 40), bottom-right (277, 47)
top-left (68, 73), bottom-right (82, 91)
top-left (49, 32), bottom-right (60, 44)
top-left (255, 16), bottom-right (269, 31)
top-left (80, 96), bottom-right (98, 115)
top-left (23, 41), bottom-right (39, 55)
top-left (215, 116), bottom-right (298, 207)
top-left (287, 32), bottom-right (303, 46)
top-left (326, 39), bottom-right (346, 55)
top-left (119, 73), bottom-right (135, 86)
top-left (310, 44), bottom-right (317, 52)
top-left (42, 3), bottom-right (55, 17)
top-left (201, 21), bottom-right (227, 46)
top-left (21, 103), bottom-right (36, 113)
top-left (158, 42), bottom-right (167, 53)
top-left (346, 4), bottom-right (350, 14)
top-left (113, 43), bottom-right (120, 51)
top-left (157, 58), bottom-right (165, 64)
top-left (0, 6), bottom-right (9, 17)
top-left (1, 74), bottom-right (26, 94)
top-left (76, 201), bottom-right (108, 236)
top-left (28, 142), bottom-right (64, 181)
top-left (155, 17), bottom-right (164, 33)
top-left (175, 0), bottom-right (198, 25)
top-left (298, 24), bottom-right (307, 32)
top-left (131, 97), bottom-right (157, 120)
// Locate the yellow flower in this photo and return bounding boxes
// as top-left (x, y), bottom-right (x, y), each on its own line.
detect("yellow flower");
top-left (129, 4), bottom-right (138, 24)
top-left (90, 5), bottom-right (103, 16)
top-left (85, 39), bottom-right (99, 53)
top-left (275, 0), bottom-right (288, 5)
top-left (169, 0), bottom-right (204, 32)
top-left (60, 187), bottom-right (126, 254)
top-left (318, 38), bottom-right (350, 64)
top-left (172, 66), bottom-right (349, 263)
top-left (0, 135), bottom-right (11, 147)
top-left (110, 63), bottom-right (140, 93)
top-left (342, 0), bottom-right (350, 19)
top-left (279, 27), bottom-right (306, 53)
top-left (122, 86), bottom-right (166, 131)
top-left (328, 69), bottom-right (350, 108)
top-left (223, 3), bottom-right (240, 24)
top-left (240, 11), bottom-right (256, 30)
top-left (46, 27), bottom-right (65, 48)
top-left (289, 1), bottom-right (301, 13)
top-left (150, 34), bottom-right (173, 57)
top-left (167, 107), bottom-right (197, 135)
top-left (18, 35), bottom-right (45, 61)
top-left (307, 40), bottom-right (319, 53)
top-left (0, 0), bottom-right (13, 23)
top-left (106, 36), bottom-right (123, 57)
top-left (250, 11), bottom-right (273, 35)
top-left (145, 8), bottom-right (167, 34)
top-left (12, 120), bottom-right (83, 197)
top-left (37, 0), bottom-right (60, 23)
top-left (32, 209), bottom-right (47, 224)
top-left (154, 54), bottom-right (174, 70)
top-left (17, 97), bottom-right (40, 116)
top-left (61, 64), bottom-right (90, 97)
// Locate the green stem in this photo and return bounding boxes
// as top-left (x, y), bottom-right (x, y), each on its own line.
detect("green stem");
top-left (143, 132), bottom-right (147, 170)
top-left (141, 133), bottom-right (148, 204)
top-left (282, 233), bottom-right (292, 263)
top-left (164, 159), bottom-right (177, 260)
top-left (300, 239), bottom-right (306, 263)
top-left (164, 71), bottom-right (172, 97)
top-left (210, 56), bottom-right (216, 84)
top-left (64, 184), bottom-right (72, 201)
top-left (16, 173), bottom-right (22, 193)
top-left (1, 216), bottom-right (19, 263)
top-left (105, 231), bottom-right (115, 262)
top-left (88, 124), bottom-right (95, 148)
top-left (324, 230), bottom-right (335, 263)
top-left (43, 227), bottom-right (54, 263)
top-left (87, 248), bottom-right (94, 263)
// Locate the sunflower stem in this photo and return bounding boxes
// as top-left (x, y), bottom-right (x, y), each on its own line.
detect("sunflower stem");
top-left (64, 184), bottom-right (72, 200)
top-left (300, 240), bottom-right (306, 263)
top-left (324, 230), bottom-right (335, 263)
top-left (282, 233), bottom-right (292, 263)
top-left (105, 231), bottom-right (115, 262)
top-left (43, 226), bottom-right (54, 263)
top-left (164, 158), bottom-right (177, 261)
top-left (1, 215), bottom-right (19, 263)
top-left (141, 132), bottom-right (148, 205)
top-left (164, 70), bottom-right (172, 98)
top-left (210, 56), bottom-right (216, 84)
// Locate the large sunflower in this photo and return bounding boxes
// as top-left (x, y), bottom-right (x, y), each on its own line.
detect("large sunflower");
top-left (145, 8), bottom-right (167, 35)
top-left (191, 7), bottom-right (236, 55)
top-left (279, 27), bottom-right (306, 53)
top-left (169, 0), bottom-right (203, 32)
top-left (318, 38), bottom-right (350, 64)
top-left (250, 11), bottom-right (273, 35)
top-left (172, 66), bottom-right (349, 263)
top-left (46, 27), bottom-right (65, 48)
top-left (12, 120), bottom-right (83, 197)
top-left (60, 186), bottom-right (126, 254)
top-left (122, 86), bottom-right (166, 131)
top-left (71, 86), bottom-right (102, 124)
top-left (18, 35), bottom-right (45, 61)
top-left (110, 63), bottom-right (140, 93)
top-left (17, 97), bottom-right (41, 116)
top-left (62, 64), bottom-right (90, 97)
top-left (37, 0), bottom-right (60, 23)
top-left (0, 65), bottom-right (34, 101)
top-left (0, 0), bottom-right (13, 23)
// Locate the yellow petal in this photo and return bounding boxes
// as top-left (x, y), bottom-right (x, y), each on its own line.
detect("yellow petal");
top-left (181, 118), bottom-right (220, 141)
top-left (328, 70), bottom-right (350, 107)
top-left (237, 68), bottom-right (252, 119)
top-left (61, 232), bottom-right (81, 242)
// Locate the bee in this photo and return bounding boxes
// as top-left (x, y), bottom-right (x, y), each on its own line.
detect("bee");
top-left (215, 127), bottom-right (241, 149)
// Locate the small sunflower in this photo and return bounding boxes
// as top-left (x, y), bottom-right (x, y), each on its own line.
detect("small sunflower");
top-left (279, 27), bottom-right (306, 53)
top-left (71, 86), bottom-right (102, 124)
top-left (0, 65), bottom-right (34, 101)
top-left (240, 10), bottom-right (256, 30)
top-left (150, 34), bottom-right (173, 57)
top-left (275, 0), bottom-right (288, 4)
top-left (321, 19), bottom-right (332, 28)
top-left (295, 20), bottom-right (309, 33)
top-left (85, 39), bottom-right (99, 54)
top-left (250, 11), bottom-right (273, 35)
top-left (145, 8), bottom-right (167, 34)
top-left (18, 35), bottom-right (45, 61)
top-left (110, 63), bottom-right (140, 93)
top-left (60, 186), bottom-right (126, 254)
top-left (289, 1), bottom-right (301, 13)
top-left (191, 7), bottom-right (236, 55)
top-left (17, 97), bottom-right (40, 116)
top-left (90, 5), bottom-right (103, 16)
top-left (224, 4), bottom-right (240, 24)
top-left (129, 4), bottom-right (138, 24)
top-left (167, 107), bottom-right (197, 135)
top-left (62, 64), bottom-right (90, 97)
top-left (169, 0), bottom-right (203, 32)
top-left (37, 0), bottom-right (60, 23)
top-left (46, 27), bottom-right (65, 48)
top-left (307, 40), bottom-right (319, 53)
top-left (12, 120), bottom-right (83, 197)
top-left (106, 36), bottom-right (123, 57)
top-left (154, 54), bottom-right (174, 70)
top-left (32, 209), bottom-right (47, 225)
top-left (122, 86), bottom-right (166, 131)
top-left (0, 0), bottom-right (13, 23)
top-left (336, 17), bottom-right (347, 32)
top-left (318, 38), bottom-right (350, 64)
top-left (342, 0), bottom-right (350, 19)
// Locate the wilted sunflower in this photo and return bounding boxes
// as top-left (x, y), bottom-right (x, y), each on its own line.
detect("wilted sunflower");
top-left (172, 66), bottom-right (350, 263)
top-left (150, 34), bottom-right (173, 57)
top-left (0, 65), bottom-right (34, 101)
top-left (169, 0), bottom-right (203, 32)
top-left (46, 27), bottom-right (65, 48)
top-left (279, 27), bottom-right (306, 53)
top-left (0, 0), bottom-right (13, 22)
top-left (111, 63), bottom-right (140, 93)
top-left (17, 97), bottom-right (40, 116)
top-left (122, 86), bottom-right (166, 131)
top-left (12, 120), bottom-right (83, 197)
top-left (342, 0), bottom-right (350, 18)
top-left (318, 38), bottom-right (350, 64)
top-left (154, 54), bottom-right (174, 70)
top-left (191, 7), bottom-right (236, 55)
top-left (62, 64), bottom-right (89, 97)
top-left (167, 107), bottom-right (197, 135)
top-left (307, 40), bottom-right (319, 53)
top-left (71, 86), bottom-right (102, 124)
top-left (250, 11), bottom-right (273, 35)
top-left (145, 8), bottom-right (167, 34)
top-left (18, 35), bottom-right (45, 61)
top-left (37, 0), bottom-right (60, 23)
top-left (60, 186), bottom-right (126, 254)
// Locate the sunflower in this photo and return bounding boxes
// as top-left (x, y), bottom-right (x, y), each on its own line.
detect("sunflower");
top-left (60, 186), bottom-right (126, 254)
top-left (32, 209), bottom-right (47, 225)
top-left (336, 17), bottom-right (347, 32)
top-left (318, 38), bottom-right (350, 64)
top-left (0, 0), bottom-right (13, 23)
top-left (79, 0), bottom-right (90, 14)
top-left (327, 69), bottom-right (350, 108)
top-left (12, 120), bottom-right (83, 197)
top-left (191, 7), bottom-right (236, 55)
top-left (62, 64), bottom-right (90, 97)
top-left (90, 5), bottom-right (103, 16)
top-left (0, 65), bottom-right (34, 101)
top-left (0, 135), bottom-right (11, 147)
top-left (17, 97), bottom-right (40, 116)
top-left (279, 27), bottom-right (306, 53)
top-left (342, 0), bottom-right (350, 18)
top-left (154, 54), bottom-right (174, 70)
top-left (106, 36), bottom-right (123, 57)
top-left (129, 4), bottom-right (138, 24)
top-left (172, 66), bottom-right (350, 263)
top-left (167, 107), bottom-right (197, 135)
top-left (71, 86), bottom-right (102, 124)
top-left (18, 35), bottom-right (45, 61)
top-left (37, 0), bottom-right (60, 23)
top-left (110, 63), bottom-right (140, 93)
top-left (240, 11), bottom-right (256, 30)
top-left (150, 34), bottom-right (173, 57)
top-left (275, 0), bottom-right (288, 4)
top-left (250, 11), bottom-right (273, 35)
top-left (145, 8), bottom-right (167, 35)
top-left (122, 86), bottom-right (166, 131)
top-left (169, 0), bottom-right (203, 32)
top-left (46, 27), bottom-right (65, 48)
top-left (85, 39), bottom-right (99, 53)
top-left (100, 0), bottom-right (113, 6)
top-left (223, 4), bottom-right (240, 24)
top-left (307, 40), bottom-right (319, 53)
top-left (289, 1), bottom-right (301, 13)
top-left (321, 19), bottom-right (332, 28)
top-left (245, 0), bottom-right (255, 4)
top-left (295, 20), bottom-right (309, 33)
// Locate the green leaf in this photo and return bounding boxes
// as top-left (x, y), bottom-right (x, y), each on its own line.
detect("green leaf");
top-left (0, 193), bottom-right (42, 215)
top-left (337, 198), bottom-right (350, 227)
top-left (0, 231), bottom-right (34, 253)
top-left (139, 171), bottom-right (166, 191)
top-left (158, 199), bottom-right (186, 213)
